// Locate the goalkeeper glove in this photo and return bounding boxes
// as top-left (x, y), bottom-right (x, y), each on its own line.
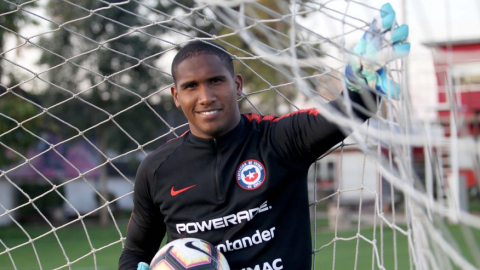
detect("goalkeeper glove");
top-left (345, 3), bottom-right (410, 99)
top-left (137, 262), bottom-right (149, 270)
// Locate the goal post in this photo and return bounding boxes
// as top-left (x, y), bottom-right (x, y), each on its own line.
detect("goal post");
top-left (1, 0), bottom-right (480, 269)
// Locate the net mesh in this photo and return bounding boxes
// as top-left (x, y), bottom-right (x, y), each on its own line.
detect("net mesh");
top-left (1, 0), bottom-right (479, 269)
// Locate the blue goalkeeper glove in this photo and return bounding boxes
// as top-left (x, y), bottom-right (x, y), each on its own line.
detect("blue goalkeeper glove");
top-left (345, 3), bottom-right (410, 99)
top-left (137, 262), bottom-right (150, 270)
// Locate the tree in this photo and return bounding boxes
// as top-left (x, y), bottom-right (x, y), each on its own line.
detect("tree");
top-left (214, 0), bottom-right (323, 115)
top-left (0, 1), bottom-right (37, 78)
top-left (0, 1), bottom-right (40, 166)
top-left (0, 84), bottom-right (42, 166)
top-left (37, 0), bottom-right (213, 225)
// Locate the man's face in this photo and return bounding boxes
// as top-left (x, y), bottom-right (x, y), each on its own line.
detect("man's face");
top-left (171, 54), bottom-right (243, 139)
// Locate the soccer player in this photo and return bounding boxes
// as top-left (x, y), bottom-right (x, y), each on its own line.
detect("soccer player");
top-left (118, 3), bottom-right (409, 269)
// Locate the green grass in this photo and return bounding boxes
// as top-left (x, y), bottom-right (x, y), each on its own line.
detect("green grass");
top-left (313, 225), bottom-right (412, 269)
top-left (1, 219), bottom-right (480, 269)
top-left (312, 220), bottom-right (480, 269)
top-left (0, 220), bottom-right (127, 270)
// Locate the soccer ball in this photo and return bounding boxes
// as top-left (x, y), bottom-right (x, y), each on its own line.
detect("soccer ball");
top-left (150, 238), bottom-right (230, 270)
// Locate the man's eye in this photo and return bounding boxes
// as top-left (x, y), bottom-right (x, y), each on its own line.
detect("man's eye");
top-left (211, 78), bottom-right (221, 83)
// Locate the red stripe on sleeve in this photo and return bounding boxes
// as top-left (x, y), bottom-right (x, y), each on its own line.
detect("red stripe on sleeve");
top-left (245, 109), bottom-right (319, 123)
top-left (273, 108), bottom-right (319, 122)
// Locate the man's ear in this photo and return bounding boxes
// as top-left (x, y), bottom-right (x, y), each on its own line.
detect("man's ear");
top-left (171, 86), bottom-right (181, 108)
top-left (234, 74), bottom-right (243, 96)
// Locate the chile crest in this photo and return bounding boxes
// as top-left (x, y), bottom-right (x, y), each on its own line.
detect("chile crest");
top-left (236, 159), bottom-right (266, 190)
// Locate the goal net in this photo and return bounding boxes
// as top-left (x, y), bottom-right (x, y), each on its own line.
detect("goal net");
top-left (1, 0), bottom-right (479, 269)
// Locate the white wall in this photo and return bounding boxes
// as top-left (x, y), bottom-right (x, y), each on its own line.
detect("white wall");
top-left (107, 177), bottom-right (134, 211)
top-left (63, 177), bottom-right (134, 216)
top-left (337, 152), bottom-right (379, 204)
top-left (0, 181), bottom-right (15, 226)
top-left (313, 150), bottom-right (380, 205)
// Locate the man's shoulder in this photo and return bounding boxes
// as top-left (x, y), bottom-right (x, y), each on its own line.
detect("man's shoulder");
top-left (140, 131), bottom-right (188, 170)
top-left (242, 113), bottom-right (277, 124)
top-left (242, 109), bottom-right (319, 124)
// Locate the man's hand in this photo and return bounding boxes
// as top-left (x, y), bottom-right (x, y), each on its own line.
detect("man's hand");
top-left (345, 3), bottom-right (410, 99)
top-left (137, 262), bottom-right (150, 270)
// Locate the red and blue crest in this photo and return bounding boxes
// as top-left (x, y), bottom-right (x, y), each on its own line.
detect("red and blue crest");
top-left (236, 159), bottom-right (266, 190)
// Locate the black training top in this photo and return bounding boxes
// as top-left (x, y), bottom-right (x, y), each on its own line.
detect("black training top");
top-left (119, 92), bottom-right (375, 270)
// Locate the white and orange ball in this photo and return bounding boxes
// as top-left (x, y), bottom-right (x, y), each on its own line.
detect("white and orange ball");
top-left (150, 238), bottom-right (229, 270)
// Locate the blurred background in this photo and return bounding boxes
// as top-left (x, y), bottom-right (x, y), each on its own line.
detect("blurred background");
top-left (1, 0), bottom-right (480, 269)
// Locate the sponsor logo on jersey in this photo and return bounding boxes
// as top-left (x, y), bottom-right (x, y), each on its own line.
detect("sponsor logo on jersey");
top-left (176, 201), bottom-right (271, 234)
top-left (236, 159), bottom-right (266, 190)
top-left (170, 185), bottom-right (196, 196)
top-left (241, 258), bottom-right (283, 270)
top-left (217, 226), bottom-right (276, 253)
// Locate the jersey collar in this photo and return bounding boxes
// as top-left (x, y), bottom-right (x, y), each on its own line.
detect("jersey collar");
top-left (186, 116), bottom-right (247, 149)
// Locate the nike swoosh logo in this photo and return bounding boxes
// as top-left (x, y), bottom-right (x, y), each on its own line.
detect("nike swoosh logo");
top-left (185, 241), bottom-right (211, 257)
top-left (171, 185), bottom-right (196, 196)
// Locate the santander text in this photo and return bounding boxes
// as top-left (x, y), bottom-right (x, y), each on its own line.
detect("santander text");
top-left (217, 227), bottom-right (275, 253)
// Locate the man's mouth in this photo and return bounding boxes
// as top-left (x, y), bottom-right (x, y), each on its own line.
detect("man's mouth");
top-left (199, 109), bottom-right (220, 116)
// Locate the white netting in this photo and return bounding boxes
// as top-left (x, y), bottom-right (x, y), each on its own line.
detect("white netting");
top-left (1, 0), bottom-right (480, 269)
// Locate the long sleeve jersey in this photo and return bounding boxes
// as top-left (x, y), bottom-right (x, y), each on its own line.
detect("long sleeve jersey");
top-left (119, 91), bottom-right (376, 270)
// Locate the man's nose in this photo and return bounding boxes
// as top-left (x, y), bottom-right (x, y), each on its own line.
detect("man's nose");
top-left (198, 85), bottom-right (216, 104)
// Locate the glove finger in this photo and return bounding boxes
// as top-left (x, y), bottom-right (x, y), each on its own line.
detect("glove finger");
top-left (359, 3), bottom-right (398, 53)
top-left (376, 68), bottom-right (401, 99)
top-left (366, 18), bottom-right (383, 39)
top-left (345, 64), bottom-right (367, 93)
top-left (391, 25), bottom-right (409, 43)
top-left (359, 41), bottom-right (409, 70)
top-left (392, 42), bottom-right (410, 59)
top-left (355, 67), bottom-right (401, 99)
top-left (353, 21), bottom-right (382, 55)
top-left (380, 3), bottom-right (395, 29)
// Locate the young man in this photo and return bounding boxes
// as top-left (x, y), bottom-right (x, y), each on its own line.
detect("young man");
top-left (118, 4), bottom-right (409, 269)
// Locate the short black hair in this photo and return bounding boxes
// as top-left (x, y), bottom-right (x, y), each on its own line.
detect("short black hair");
top-left (171, 40), bottom-right (234, 84)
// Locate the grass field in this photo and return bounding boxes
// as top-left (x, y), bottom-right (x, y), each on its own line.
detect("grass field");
top-left (1, 218), bottom-right (479, 269)
top-left (0, 220), bottom-right (126, 270)
top-left (312, 226), bottom-right (412, 269)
